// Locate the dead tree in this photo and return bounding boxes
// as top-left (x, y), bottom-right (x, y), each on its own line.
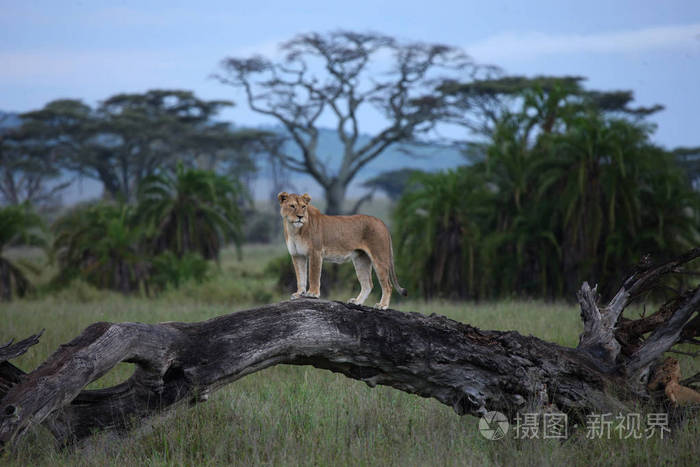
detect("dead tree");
top-left (216, 30), bottom-right (479, 214)
top-left (1, 250), bottom-right (699, 450)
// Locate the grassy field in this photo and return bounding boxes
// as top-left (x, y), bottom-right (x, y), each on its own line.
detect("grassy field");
top-left (1, 244), bottom-right (698, 466)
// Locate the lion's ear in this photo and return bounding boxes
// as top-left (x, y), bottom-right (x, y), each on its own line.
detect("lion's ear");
top-left (302, 193), bottom-right (311, 203)
top-left (277, 192), bottom-right (289, 204)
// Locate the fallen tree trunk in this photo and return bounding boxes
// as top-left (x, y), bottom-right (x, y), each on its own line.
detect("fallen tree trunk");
top-left (1, 250), bottom-right (699, 450)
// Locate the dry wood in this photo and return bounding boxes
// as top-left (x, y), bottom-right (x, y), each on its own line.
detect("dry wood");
top-left (1, 250), bottom-right (698, 450)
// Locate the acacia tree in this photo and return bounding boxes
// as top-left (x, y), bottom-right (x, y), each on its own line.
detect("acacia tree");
top-left (20, 91), bottom-right (269, 202)
top-left (17, 99), bottom-right (114, 197)
top-left (0, 130), bottom-right (68, 207)
top-left (0, 108), bottom-right (73, 206)
top-left (437, 75), bottom-right (664, 139)
top-left (362, 168), bottom-right (424, 201)
top-left (216, 31), bottom-right (478, 214)
top-left (0, 205), bottom-right (45, 300)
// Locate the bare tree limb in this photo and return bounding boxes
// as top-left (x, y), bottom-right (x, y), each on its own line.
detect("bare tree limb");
top-left (0, 300), bottom-right (630, 450)
top-left (626, 289), bottom-right (700, 379)
top-left (216, 30), bottom-right (476, 214)
top-left (1, 250), bottom-right (698, 451)
top-left (0, 331), bottom-right (43, 401)
top-left (349, 189), bottom-right (375, 215)
top-left (576, 249), bottom-right (700, 367)
top-left (0, 330), bottom-right (43, 363)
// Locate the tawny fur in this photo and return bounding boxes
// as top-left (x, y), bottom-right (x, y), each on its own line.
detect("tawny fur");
top-left (648, 357), bottom-right (700, 405)
top-left (278, 192), bottom-right (406, 310)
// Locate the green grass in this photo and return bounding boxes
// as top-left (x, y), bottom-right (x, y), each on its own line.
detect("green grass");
top-left (1, 244), bottom-right (698, 466)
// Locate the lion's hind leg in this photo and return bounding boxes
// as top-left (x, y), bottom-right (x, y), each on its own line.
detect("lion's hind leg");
top-left (373, 268), bottom-right (392, 310)
top-left (366, 250), bottom-right (392, 310)
top-left (348, 250), bottom-right (373, 306)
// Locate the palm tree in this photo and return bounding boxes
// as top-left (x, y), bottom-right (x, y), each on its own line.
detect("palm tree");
top-left (149, 251), bottom-right (209, 290)
top-left (395, 79), bottom-right (700, 300)
top-left (479, 114), bottom-right (563, 298)
top-left (535, 111), bottom-right (699, 296)
top-left (0, 205), bottom-right (45, 300)
top-left (52, 203), bottom-right (148, 293)
top-left (394, 168), bottom-right (493, 299)
top-left (137, 163), bottom-right (244, 261)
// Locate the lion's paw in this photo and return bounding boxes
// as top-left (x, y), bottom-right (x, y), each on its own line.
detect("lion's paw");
top-left (348, 298), bottom-right (359, 304)
top-left (291, 292), bottom-right (305, 300)
top-left (374, 303), bottom-right (389, 310)
top-left (302, 291), bottom-right (320, 299)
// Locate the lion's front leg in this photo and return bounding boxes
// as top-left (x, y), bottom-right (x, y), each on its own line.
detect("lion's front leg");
top-left (305, 251), bottom-right (322, 298)
top-left (290, 255), bottom-right (308, 299)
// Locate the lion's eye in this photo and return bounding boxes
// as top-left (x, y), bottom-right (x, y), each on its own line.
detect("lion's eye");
top-left (302, 205), bottom-right (306, 209)
top-left (290, 204), bottom-right (296, 209)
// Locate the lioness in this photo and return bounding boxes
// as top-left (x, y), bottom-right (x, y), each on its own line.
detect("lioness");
top-left (278, 192), bottom-right (406, 309)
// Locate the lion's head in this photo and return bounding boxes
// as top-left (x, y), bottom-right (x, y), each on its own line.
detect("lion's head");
top-left (277, 192), bottom-right (312, 228)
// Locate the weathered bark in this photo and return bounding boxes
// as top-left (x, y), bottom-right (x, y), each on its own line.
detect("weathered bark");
top-left (0, 250), bottom-right (698, 450)
top-left (576, 248), bottom-right (700, 379)
top-left (0, 300), bottom-right (622, 450)
top-left (0, 332), bottom-right (43, 400)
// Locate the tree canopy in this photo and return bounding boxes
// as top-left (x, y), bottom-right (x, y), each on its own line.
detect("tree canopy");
top-left (0, 204), bottom-right (45, 300)
top-left (0, 113), bottom-right (69, 206)
top-left (17, 90), bottom-right (272, 202)
top-left (437, 75), bottom-right (665, 138)
top-left (395, 78), bottom-right (700, 300)
top-left (50, 163), bottom-right (244, 294)
top-left (137, 162), bottom-right (245, 261)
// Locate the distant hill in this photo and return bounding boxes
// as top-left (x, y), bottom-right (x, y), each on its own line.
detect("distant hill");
top-left (251, 125), bottom-right (467, 200)
top-left (256, 125), bottom-right (466, 180)
top-left (0, 111), bottom-right (21, 129)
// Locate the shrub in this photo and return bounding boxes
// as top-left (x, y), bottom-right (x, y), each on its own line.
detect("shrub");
top-left (52, 202), bottom-right (149, 293)
top-left (394, 88), bottom-right (700, 300)
top-left (264, 254), bottom-right (358, 297)
top-left (0, 204), bottom-right (46, 300)
top-left (150, 251), bottom-right (209, 291)
top-left (138, 162), bottom-right (244, 260)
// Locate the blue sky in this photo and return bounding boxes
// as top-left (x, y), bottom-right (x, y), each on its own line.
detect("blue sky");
top-left (2, 0), bottom-right (699, 151)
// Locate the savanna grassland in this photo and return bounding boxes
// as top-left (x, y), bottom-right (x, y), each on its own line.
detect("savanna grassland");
top-left (1, 244), bottom-right (698, 467)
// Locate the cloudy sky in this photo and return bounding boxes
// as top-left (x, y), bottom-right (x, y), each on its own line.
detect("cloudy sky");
top-left (2, 0), bottom-right (699, 150)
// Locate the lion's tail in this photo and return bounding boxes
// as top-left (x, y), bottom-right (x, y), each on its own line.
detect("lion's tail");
top-left (389, 236), bottom-right (407, 296)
